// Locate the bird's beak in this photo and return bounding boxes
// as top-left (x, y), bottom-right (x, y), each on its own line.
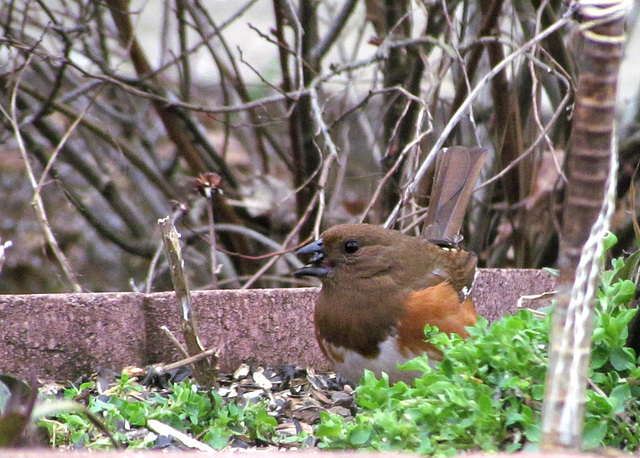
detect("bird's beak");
top-left (294, 238), bottom-right (332, 278)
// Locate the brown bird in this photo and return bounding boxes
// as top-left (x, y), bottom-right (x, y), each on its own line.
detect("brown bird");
top-left (295, 147), bottom-right (487, 384)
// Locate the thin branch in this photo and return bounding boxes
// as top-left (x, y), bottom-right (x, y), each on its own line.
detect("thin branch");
top-left (477, 52), bottom-right (572, 190)
top-left (159, 217), bottom-right (218, 388)
top-left (1, 54), bottom-right (82, 292)
top-left (311, 0), bottom-right (358, 61)
top-left (384, 14), bottom-right (572, 228)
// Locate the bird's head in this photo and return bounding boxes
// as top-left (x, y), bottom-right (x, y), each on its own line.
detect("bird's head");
top-left (293, 224), bottom-right (404, 280)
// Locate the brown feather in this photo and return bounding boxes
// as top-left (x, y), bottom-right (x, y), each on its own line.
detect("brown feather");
top-left (422, 146), bottom-right (488, 241)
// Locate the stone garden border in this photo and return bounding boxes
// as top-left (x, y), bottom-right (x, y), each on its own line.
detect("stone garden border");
top-left (0, 269), bottom-right (555, 381)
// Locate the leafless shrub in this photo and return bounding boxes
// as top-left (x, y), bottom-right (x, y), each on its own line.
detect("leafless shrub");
top-left (0, 0), bottom-right (638, 293)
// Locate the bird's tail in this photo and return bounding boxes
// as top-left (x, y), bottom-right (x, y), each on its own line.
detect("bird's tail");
top-left (422, 146), bottom-right (488, 243)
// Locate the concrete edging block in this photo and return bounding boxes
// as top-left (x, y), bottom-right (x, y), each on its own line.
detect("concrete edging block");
top-left (0, 269), bottom-right (556, 380)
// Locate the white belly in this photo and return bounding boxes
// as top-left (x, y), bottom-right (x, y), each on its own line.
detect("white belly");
top-left (321, 336), bottom-right (437, 385)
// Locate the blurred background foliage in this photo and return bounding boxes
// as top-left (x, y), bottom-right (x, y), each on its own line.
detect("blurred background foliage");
top-left (0, 0), bottom-right (639, 293)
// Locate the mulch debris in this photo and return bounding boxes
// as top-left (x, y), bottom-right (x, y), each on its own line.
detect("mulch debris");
top-left (39, 364), bottom-right (356, 452)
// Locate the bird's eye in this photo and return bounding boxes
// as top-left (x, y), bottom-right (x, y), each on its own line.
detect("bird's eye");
top-left (344, 240), bottom-right (359, 254)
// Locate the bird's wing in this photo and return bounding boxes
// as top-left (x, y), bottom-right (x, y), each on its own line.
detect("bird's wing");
top-left (397, 282), bottom-right (477, 355)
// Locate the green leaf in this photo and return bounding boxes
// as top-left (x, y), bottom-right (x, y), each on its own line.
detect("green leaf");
top-left (203, 426), bottom-right (229, 450)
top-left (582, 419), bottom-right (607, 450)
top-left (531, 384), bottom-right (545, 401)
top-left (590, 346), bottom-right (608, 369)
top-left (613, 280), bottom-right (637, 305)
top-left (476, 392), bottom-right (493, 414)
top-left (610, 347), bottom-right (636, 372)
top-left (611, 249), bottom-right (640, 285)
top-left (254, 408), bottom-right (277, 428)
top-left (603, 232), bottom-right (618, 254)
top-left (398, 356), bottom-right (432, 374)
top-left (316, 412), bottom-right (345, 438)
top-left (348, 423), bottom-right (372, 445)
top-left (608, 384), bottom-right (631, 415)
top-left (591, 326), bottom-right (606, 343)
top-left (439, 358), bottom-right (454, 377)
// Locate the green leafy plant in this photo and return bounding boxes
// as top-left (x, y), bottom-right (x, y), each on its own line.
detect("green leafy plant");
top-left (39, 373), bottom-right (282, 450)
top-left (316, 234), bottom-right (640, 455)
top-left (0, 374), bottom-right (117, 448)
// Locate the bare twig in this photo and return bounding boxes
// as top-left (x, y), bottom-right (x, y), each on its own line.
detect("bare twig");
top-left (311, 0), bottom-right (358, 61)
top-left (477, 52), bottom-right (572, 190)
top-left (17, 82), bottom-right (177, 201)
top-left (160, 325), bottom-right (190, 358)
top-left (144, 204), bottom-right (187, 293)
top-left (361, 100), bottom-right (427, 222)
top-left (384, 14), bottom-right (572, 228)
top-left (1, 54), bottom-right (82, 292)
top-left (159, 217), bottom-right (218, 388)
top-left (241, 189), bottom-right (322, 289)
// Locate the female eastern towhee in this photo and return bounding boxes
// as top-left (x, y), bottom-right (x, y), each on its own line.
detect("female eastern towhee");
top-left (294, 147), bottom-right (487, 384)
